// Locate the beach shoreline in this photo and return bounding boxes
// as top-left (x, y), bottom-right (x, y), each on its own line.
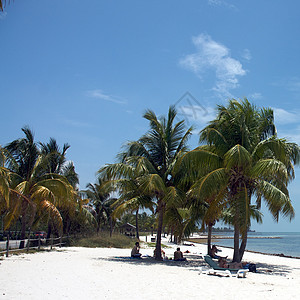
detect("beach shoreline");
top-left (186, 238), bottom-right (300, 259)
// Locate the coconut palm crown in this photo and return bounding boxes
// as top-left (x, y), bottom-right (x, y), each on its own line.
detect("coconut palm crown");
top-left (177, 99), bottom-right (300, 262)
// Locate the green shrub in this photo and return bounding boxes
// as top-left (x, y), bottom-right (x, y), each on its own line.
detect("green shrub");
top-left (69, 232), bottom-right (137, 248)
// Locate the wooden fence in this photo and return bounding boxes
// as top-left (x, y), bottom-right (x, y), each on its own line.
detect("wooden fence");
top-left (0, 234), bottom-right (68, 257)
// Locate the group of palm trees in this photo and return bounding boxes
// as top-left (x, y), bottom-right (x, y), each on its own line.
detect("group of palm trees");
top-left (98, 99), bottom-right (300, 262)
top-left (0, 127), bottom-right (84, 248)
top-left (0, 98), bottom-right (298, 261)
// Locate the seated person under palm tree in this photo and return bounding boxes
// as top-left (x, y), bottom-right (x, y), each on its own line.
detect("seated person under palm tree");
top-left (131, 242), bottom-right (142, 258)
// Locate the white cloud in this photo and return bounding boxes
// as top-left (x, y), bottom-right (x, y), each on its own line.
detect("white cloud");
top-left (273, 108), bottom-right (299, 125)
top-left (242, 49), bottom-right (252, 61)
top-left (276, 126), bottom-right (300, 145)
top-left (180, 34), bottom-right (246, 99)
top-left (266, 107), bottom-right (300, 145)
top-left (86, 89), bottom-right (126, 104)
top-left (207, 0), bottom-right (236, 9)
top-left (176, 105), bottom-right (216, 128)
top-left (208, 0), bottom-right (222, 5)
top-left (248, 92), bottom-right (262, 100)
top-left (207, 0), bottom-right (237, 10)
top-left (286, 78), bottom-right (300, 93)
top-left (272, 108), bottom-right (300, 145)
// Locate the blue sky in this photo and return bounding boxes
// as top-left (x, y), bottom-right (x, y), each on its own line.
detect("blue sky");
top-left (1, 0), bottom-right (300, 231)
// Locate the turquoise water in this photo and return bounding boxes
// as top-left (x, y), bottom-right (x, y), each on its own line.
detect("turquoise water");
top-left (213, 232), bottom-right (300, 258)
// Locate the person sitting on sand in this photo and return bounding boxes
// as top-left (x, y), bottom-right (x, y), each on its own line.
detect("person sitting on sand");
top-left (174, 247), bottom-right (186, 261)
top-left (131, 242), bottom-right (142, 258)
top-left (154, 248), bottom-right (166, 259)
top-left (211, 245), bottom-right (227, 259)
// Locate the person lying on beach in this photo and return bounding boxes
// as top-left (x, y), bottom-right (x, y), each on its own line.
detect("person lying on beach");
top-left (183, 242), bottom-right (195, 246)
top-left (131, 242), bottom-right (142, 258)
top-left (174, 247), bottom-right (187, 261)
top-left (218, 257), bottom-right (248, 269)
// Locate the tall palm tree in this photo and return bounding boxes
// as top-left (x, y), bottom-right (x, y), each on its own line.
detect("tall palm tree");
top-left (103, 106), bottom-right (193, 260)
top-left (40, 138), bottom-right (79, 237)
top-left (5, 127), bottom-right (75, 248)
top-left (178, 99), bottom-right (300, 262)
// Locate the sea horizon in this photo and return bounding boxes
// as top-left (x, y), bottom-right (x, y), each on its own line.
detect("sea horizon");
top-left (211, 231), bottom-right (300, 258)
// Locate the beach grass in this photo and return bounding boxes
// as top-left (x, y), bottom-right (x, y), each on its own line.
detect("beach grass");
top-left (69, 232), bottom-right (136, 248)
top-left (144, 242), bottom-right (171, 248)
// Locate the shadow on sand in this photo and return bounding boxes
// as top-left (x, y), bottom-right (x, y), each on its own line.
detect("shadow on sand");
top-left (93, 253), bottom-right (206, 273)
top-left (93, 254), bottom-right (297, 277)
top-left (255, 261), bottom-right (299, 276)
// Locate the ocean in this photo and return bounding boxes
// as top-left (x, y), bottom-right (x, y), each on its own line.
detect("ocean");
top-left (212, 232), bottom-right (300, 258)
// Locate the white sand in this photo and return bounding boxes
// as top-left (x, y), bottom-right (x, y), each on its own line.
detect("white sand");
top-left (1, 237), bottom-right (300, 300)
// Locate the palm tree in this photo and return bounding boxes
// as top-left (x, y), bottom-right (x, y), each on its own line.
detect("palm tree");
top-left (5, 127), bottom-right (75, 248)
top-left (100, 159), bottom-right (155, 240)
top-left (103, 106), bottom-right (193, 260)
top-left (40, 138), bottom-right (79, 188)
top-left (84, 178), bottom-right (115, 235)
top-left (39, 138), bottom-right (79, 237)
top-left (178, 99), bottom-right (300, 262)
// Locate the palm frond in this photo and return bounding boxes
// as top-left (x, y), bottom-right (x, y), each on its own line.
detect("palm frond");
top-left (40, 199), bottom-right (63, 233)
top-left (0, 167), bottom-right (10, 206)
top-left (189, 168), bottom-right (228, 201)
top-left (163, 186), bottom-right (186, 207)
top-left (258, 180), bottom-right (294, 221)
top-left (98, 163), bottom-right (135, 180)
top-left (80, 205), bottom-right (98, 226)
top-left (251, 159), bottom-right (288, 183)
top-left (224, 145), bottom-right (251, 170)
top-left (137, 174), bottom-right (166, 196)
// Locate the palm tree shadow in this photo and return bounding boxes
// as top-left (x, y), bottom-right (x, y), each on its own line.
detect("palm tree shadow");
top-left (93, 254), bottom-right (297, 277)
top-left (254, 261), bottom-right (296, 276)
top-left (93, 254), bottom-right (207, 272)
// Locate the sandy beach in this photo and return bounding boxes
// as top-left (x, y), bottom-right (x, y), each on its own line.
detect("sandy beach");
top-left (1, 237), bottom-right (300, 300)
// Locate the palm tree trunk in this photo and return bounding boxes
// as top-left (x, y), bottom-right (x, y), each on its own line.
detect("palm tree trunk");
top-left (109, 216), bottom-right (113, 237)
top-left (19, 215), bottom-right (27, 249)
top-left (174, 235), bottom-right (178, 244)
top-left (47, 222), bottom-right (52, 240)
top-left (154, 201), bottom-right (164, 260)
top-left (135, 209), bottom-right (140, 240)
top-left (239, 192), bottom-right (251, 260)
top-left (207, 222), bottom-right (213, 256)
top-left (66, 217), bottom-right (71, 235)
top-left (97, 215), bottom-right (101, 235)
top-left (19, 201), bottom-right (29, 249)
top-left (233, 220), bottom-right (240, 262)
top-left (239, 230), bottom-right (248, 260)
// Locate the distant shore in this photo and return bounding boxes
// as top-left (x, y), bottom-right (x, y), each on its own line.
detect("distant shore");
top-left (189, 235), bottom-right (281, 240)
